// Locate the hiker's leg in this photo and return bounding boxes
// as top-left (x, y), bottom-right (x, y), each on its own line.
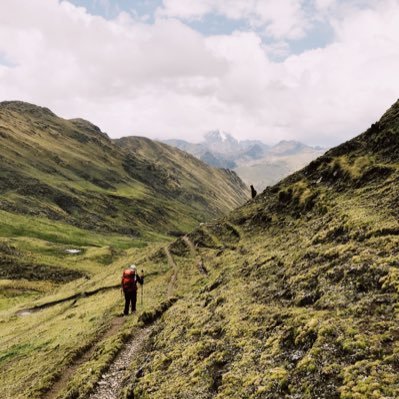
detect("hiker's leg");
top-left (124, 291), bottom-right (130, 315)
top-left (132, 290), bottom-right (137, 312)
top-left (129, 292), bottom-right (136, 313)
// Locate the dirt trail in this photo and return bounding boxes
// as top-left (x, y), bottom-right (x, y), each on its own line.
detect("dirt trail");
top-left (165, 246), bottom-right (178, 297)
top-left (88, 325), bottom-right (154, 399)
top-left (86, 247), bottom-right (178, 397)
top-left (182, 235), bottom-right (197, 257)
top-left (84, 242), bottom-right (203, 398)
top-left (83, 249), bottom-right (179, 398)
top-left (183, 235), bottom-right (209, 275)
top-left (43, 317), bottom-right (126, 399)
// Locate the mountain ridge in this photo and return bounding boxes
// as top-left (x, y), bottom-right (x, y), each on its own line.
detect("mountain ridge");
top-left (0, 101), bottom-right (249, 237)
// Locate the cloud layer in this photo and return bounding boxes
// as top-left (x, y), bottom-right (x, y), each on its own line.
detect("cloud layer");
top-left (0, 0), bottom-right (398, 145)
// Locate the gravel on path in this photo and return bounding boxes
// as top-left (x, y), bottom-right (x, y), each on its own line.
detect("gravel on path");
top-left (88, 325), bottom-right (154, 399)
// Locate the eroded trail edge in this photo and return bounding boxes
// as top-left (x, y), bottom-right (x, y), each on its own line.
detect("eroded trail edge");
top-left (88, 325), bottom-right (154, 399)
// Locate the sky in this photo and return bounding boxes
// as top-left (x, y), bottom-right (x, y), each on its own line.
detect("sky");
top-left (0, 0), bottom-right (399, 146)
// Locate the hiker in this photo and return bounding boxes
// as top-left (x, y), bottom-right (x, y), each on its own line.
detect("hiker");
top-left (121, 264), bottom-right (144, 315)
top-left (250, 185), bottom-right (257, 199)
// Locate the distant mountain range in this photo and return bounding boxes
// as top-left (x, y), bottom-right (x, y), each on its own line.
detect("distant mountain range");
top-left (163, 131), bottom-right (326, 190)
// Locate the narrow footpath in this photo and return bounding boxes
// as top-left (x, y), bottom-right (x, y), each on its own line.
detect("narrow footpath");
top-left (182, 235), bottom-right (196, 257)
top-left (88, 325), bottom-right (154, 399)
top-left (165, 246), bottom-right (178, 297)
top-left (87, 245), bottom-right (179, 398)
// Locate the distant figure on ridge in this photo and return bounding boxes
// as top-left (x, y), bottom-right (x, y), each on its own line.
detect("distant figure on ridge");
top-left (250, 185), bottom-right (257, 199)
top-left (121, 264), bottom-right (144, 315)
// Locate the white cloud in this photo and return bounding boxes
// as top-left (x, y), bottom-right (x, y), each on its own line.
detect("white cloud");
top-left (0, 0), bottom-right (399, 146)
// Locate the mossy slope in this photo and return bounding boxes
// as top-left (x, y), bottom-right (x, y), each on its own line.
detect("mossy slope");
top-left (125, 100), bottom-right (399, 398)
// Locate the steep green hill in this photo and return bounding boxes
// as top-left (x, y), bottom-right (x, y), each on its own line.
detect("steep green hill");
top-left (123, 100), bottom-right (399, 398)
top-left (114, 136), bottom-right (247, 219)
top-left (0, 101), bottom-right (248, 239)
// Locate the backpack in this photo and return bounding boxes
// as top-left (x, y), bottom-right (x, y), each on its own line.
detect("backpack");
top-left (122, 269), bottom-right (137, 291)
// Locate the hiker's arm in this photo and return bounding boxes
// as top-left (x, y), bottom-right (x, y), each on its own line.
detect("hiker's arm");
top-left (138, 275), bottom-right (144, 285)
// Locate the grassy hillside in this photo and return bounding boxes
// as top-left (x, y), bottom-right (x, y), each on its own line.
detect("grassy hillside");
top-left (121, 100), bottom-right (399, 398)
top-left (114, 136), bottom-right (248, 218)
top-left (0, 101), bottom-right (248, 239)
top-left (0, 99), bottom-right (248, 304)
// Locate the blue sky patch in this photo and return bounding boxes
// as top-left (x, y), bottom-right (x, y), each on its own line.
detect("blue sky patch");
top-left (67, 0), bottom-right (161, 20)
top-left (289, 20), bottom-right (334, 55)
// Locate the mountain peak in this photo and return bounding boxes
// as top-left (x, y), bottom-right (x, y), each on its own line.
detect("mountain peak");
top-left (204, 130), bottom-right (237, 144)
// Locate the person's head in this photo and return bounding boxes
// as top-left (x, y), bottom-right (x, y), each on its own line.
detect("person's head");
top-left (129, 264), bottom-right (137, 273)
